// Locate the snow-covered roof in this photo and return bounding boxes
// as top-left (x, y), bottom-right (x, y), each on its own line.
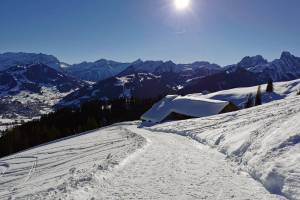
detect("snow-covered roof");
top-left (141, 94), bottom-right (229, 123)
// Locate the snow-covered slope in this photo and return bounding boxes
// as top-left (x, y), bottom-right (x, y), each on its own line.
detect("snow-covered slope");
top-left (0, 52), bottom-right (62, 71)
top-left (199, 78), bottom-right (300, 107)
top-left (0, 123), bottom-right (145, 199)
top-left (0, 123), bottom-right (285, 200)
top-left (146, 96), bottom-right (300, 200)
top-left (58, 73), bottom-right (179, 107)
top-left (0, 64), bottom-right (85, 128)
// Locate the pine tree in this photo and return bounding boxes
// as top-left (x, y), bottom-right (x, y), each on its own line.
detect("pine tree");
top-left (266, 79), bottom-right (274, 93)
top-left (255, 85), bottom-right (262, 106)
top-left (86, 117), bottom-right (99, 130)
top-left (244, 93), bottom-right (254, 108)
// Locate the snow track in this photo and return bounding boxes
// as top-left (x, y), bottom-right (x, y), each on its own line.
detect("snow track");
top-left (96, 126), bottom-right (284, 200)
top-left (0, 108), bottom-right (296, 199)
top-left (146, 96), bottom-right (300, 200)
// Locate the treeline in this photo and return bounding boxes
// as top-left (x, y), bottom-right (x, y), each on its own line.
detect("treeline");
top-left (0, 97), bottom-right (160, 157)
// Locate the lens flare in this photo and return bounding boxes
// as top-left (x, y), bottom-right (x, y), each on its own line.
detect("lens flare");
top-left (174, 0), bottom-right (190, 10)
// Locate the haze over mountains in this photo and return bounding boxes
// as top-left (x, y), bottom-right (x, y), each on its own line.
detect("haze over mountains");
top-left (1, 51), bottom-right (300, 123)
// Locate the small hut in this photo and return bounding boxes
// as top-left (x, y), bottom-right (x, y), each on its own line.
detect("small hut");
top-left (141, 94), bottom-right (238, 123)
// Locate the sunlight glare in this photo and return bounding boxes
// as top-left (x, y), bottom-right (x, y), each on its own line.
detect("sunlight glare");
top-left (174, 0), bottom-right (191, 10)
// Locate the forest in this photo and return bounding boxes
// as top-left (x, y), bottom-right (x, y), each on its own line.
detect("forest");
top-left (0, 97), bottom-right (160, 157)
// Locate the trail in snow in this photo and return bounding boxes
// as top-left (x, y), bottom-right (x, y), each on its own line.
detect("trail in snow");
top-left (96, 126), bottom-right (284, 200)
top-left (0, 121), bottom-right (292, 199)
top-left (146, 96), bottom-right (300, 200)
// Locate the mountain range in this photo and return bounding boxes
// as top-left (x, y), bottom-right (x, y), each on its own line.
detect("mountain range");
top-left (1, 51), bottom-right (300, 122)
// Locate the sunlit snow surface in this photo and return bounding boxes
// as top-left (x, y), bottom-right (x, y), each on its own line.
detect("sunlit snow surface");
top-left (1, 96), bottom-right (299, 199)
top-left (146, 96), bottom-right (300, 199)
top-left (0, 123), bottom-right (145, 199)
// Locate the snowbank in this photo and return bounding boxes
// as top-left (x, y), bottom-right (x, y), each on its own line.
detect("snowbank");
top-left (141, 95), bottom-right (229, 123)
top-left (146, 96), bottom-right (300, 200)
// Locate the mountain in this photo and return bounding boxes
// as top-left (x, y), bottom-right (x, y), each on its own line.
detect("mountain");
top-left (179, 67), bottom-right (263, 95)
top-left (0, 52), bottom-right (62, 71)
top-left (180, 51), bottom-right (300, 95)
top-left (226, 51), bottom-right (300, 81)
top-left (58, 60), bottom-right (223, 106)
top-left (238, 55), bottom-right (268, 68)
top-left (65, 59), bottom-right (131, 82)
top-left (58, 72), bottom-right (180, 107)
top-left (0, 64), bottom-right (84, 95)
top-left (249, 51), bottom-right (300, 81)
top-left (59, 51), bottom-right (300, 107)
top-left (0, 64), bottom-right (86, 125)
top-left (119, 60), bottom-right (222, 78)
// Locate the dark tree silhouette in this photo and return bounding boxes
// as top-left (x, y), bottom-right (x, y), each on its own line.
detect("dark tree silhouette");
top-left (0, 96), bottom-right (161, 158)
top-left (266, 79), bottom-right (274, 93)
top-left (255, 85), bottom-right (262, 106)
top-left (244, 93), bottom-right (254, 108)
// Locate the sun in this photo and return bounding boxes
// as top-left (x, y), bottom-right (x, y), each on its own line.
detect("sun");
top-left (174, 0), bottom-right (191, 10)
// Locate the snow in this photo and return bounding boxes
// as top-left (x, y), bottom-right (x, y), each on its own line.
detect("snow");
top-left (0, 87), bottom-right (72, 131)
top-left (1, 84), bottom-right (300, 199)
top-left (0, 123), bottom-right (145, 199)
top-left (198, 78), bottom-right (300, 107)
top-left (145, 96), bottom-right (300, 200)
top-left (0, 122), bottom-right (284, 200)
top-left (141, 95), bottom-right (229, 123)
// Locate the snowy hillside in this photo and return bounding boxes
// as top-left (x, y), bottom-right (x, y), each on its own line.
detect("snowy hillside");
top-left (146, 96), bottom-right (300, 200)
top-left (0, 87), bottom-right (72, 131)
top-left (199, 78), bottom-right (300, 107)
top-left (0, 123), bottom-right (145, 199)
top-left (0, 64), bottom-right (85, 130)
top-left (58, 73), bottom-right (179, 107)
top-left (0, 124), bottom-right (285, 200)
top-left (1, 96), bottom-right (299, 199)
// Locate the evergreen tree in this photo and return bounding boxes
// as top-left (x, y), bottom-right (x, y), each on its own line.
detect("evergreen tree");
top-left (86, 117), bottom-right (99, 130)
top-left (266, 79), bottom-right (274, 93)
top-left (244, 93), bottom-right (254, 108)
top-left (255, 85), bottom-right (262, 106)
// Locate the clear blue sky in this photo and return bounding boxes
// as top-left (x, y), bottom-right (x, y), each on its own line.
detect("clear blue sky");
top-left (1, 0), bottom-right (300, 65)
